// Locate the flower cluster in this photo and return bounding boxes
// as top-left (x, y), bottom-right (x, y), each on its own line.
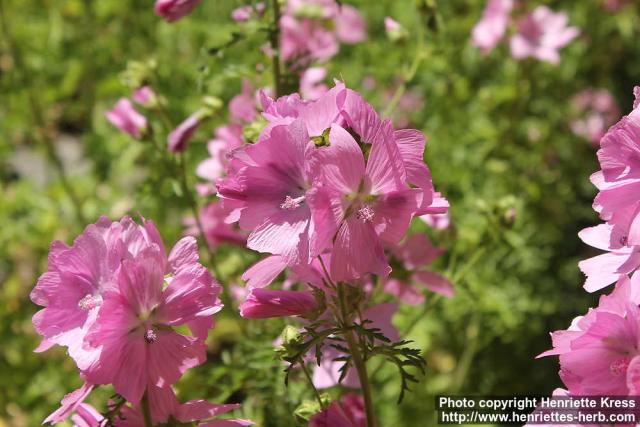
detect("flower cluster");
top-left (471, 1), bottom-right (579, 64)
top-left (32, 217), bottom-right (250, 425)
top-left (540, 87), bottom-right (640, 403)
top-left (570, 89), bottom-right (620, 146)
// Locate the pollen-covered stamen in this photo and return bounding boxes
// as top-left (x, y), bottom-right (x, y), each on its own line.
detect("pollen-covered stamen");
top-left (77, 294), bottom-right (103, 311)
top-left (610, 357), bottom-right (631, 376)
top-left (280, 195), bottom-right (305, 210)
top-left (356, 205), bottom-right (375, 223)
top-left (144, 328), bottom-right (158, 344)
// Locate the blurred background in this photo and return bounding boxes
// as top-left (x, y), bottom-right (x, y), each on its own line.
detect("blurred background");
top-left (2, 0), bottom-right (640, 425)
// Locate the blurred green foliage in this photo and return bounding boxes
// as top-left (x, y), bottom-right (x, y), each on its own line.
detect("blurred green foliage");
top-left (2, 0), bottom-right (640, 426)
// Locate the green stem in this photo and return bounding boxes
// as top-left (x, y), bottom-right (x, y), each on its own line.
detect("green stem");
top-left (141, 392), bottom-right (153, 427)
top-left (0, 0), bottom-right (85, 224)
top-left (270, 0), bottom-right (283, 97)
top-left (337, 283), bottom-right (377, 427)
top-left (299, 357), bottom-right (326, 409)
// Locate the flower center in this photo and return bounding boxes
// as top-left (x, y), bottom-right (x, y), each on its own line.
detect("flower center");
top-left (280, 195), bottom-right (305, 210)
top-left (144, 328), bottom-right (158, 344)
top-left (356, 205), bottom-right (375, 223)
top-left (77, 294), bottom-right (103, 311)
top-left (610, 357), bottom-right (631, 376)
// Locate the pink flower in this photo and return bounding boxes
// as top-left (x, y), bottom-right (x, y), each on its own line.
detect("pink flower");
top-left (570, 89), bottom-right (620, 145)
top-left (70, 403), bottom-right (104, 427)
top-left (117, 385), bottom-right (253, 426)
top-left (239, 288), bottom-right (321, 318)
top-left (168, 112), bottom-right (203, 153)
top-left (309, 393), bottom-right (366, 427)
top-left (229, 79), bottom-right (258, 124)
top-left (334, 5), bottom-right (367, 44)
top-left (83, 245), bottom-right (222, 404)
top-left (383, 234), bottom-right (453, 304)
top-left (578, 223), bottom-right (640, 292)
top-left (384, 16), bottom-right (401, 33)
top-left (196, 124), bottom-right (244, 183)
top-left (105, 98), bottom-right (147, 139)
top-left (231, 6), bottom-right (253, 22)
top-left (471, 0), bottom-right (513, 53)
top-left (155, 0), bottom-right (202, 22)
top-left (217, 119), bottom-right (316, 265)
top-left (300, 67), bottom-right (329, 101)
top-left (184, 201), bottom-right (246, 249)
top-left (540, 274), bottom-right (640, 395)
top-left (509, 6), bottom-right (579, 64)
top-left (132, 86), bottom-right (157, 108)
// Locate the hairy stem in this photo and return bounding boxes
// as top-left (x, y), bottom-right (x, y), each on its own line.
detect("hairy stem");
top-left (141, 392), bottom-right (153, 427)
top-left (270, 0), bottom-right (283, 97)
top-left (299, 357), bottom-right (326, 409)
top-left (337, 283), bottom-right (377, 427)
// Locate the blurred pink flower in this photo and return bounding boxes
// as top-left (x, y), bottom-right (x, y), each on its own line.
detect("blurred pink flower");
top-left (309, 393), bottom-right (366, 427)
top-left (471, 0), bottom-right (513, 53)
top-left (155, 0), bottom-right (202, 22)
top-left (185, 201), bottom-right (246, 249)
top-left (105, 98), bottom-right (147, 139)
top-left (231, 5), bottom-right (253, 22)
top-left (132, 86), bottom-right (157, 108)
top-left (229, 79), bottom-right (258, 123)
top-left (419, 192), bottom-right (450, 229)
top-left (239, 288), bottom-right (321, 319)
top-left (509, 6), bottom-right (579, 64)
top-left (196, 124), bottom-right (244, 183)
top-left (384, 16), bottom-right (401, 33)
top-left (383, 234), bottom-right (453, 305)
top-left (300, 67), bottom-right (329, 100)
top-left (570, 89), bottom-right (620, 145)
top-left (168, 112), bottom-right (203, 153)
top-left (334, 5), bottom-right (367, 44)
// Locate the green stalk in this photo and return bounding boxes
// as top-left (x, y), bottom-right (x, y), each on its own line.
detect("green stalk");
top-left (270, 0), bottom-right (283, 97)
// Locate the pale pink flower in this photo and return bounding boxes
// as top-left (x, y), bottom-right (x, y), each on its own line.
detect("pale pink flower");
top-left (83, 246), bottom-right (222, 404)
top-left (570, 89), bottom-right (620, 145)
top-left (471, 0), bottom-right (513, 53)
top-left (155, 0), bottom-right (202, 22)
top-left (334, 5), bottom-right (367, 44)
top-left (591, 87), bottom-right (640, 246)
top-left (578, 223), bottom-right (640, 292)
top-left (383, 234), bottom-right (453, 304)
top-left (239, 288), bottom-right (321, 318)
top-left (168, 112), bottom-right (202, 153)
top-left (132, 86), bottom-right (157, 108)
top-left (229, 79), bottom-right (258, 124)
top-left (117, 385), bottom-right (253, 426)
top-left (509, 6), bottom-right (579, 64)
top-left (300, 67), bottom-right (329, 100)
top-left (384, 16), bottom-right (401, 33)
top-left (419, 193), bottom-right (451, 229)
top-left (105, 98), bottom-right (147, 139)
top-left (196, 124), bottom-right (244, 183)
top-left (231, 6), bottom-right (253, 22)
top-left (217, 119), bottom-right (316, 265)
top-left (309, 393), bottom-right (366, 427)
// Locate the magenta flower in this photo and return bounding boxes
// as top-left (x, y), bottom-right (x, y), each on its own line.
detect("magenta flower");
top-left (509, 6), bottom-right (579, 64)
top-left (239, 288), bottom-right (321, 319)
top-left (231, 5), bottom-right (253, 22)
top-left (105, 98), bottom-right (147, 139)
top-left (83, 246), bottom-right (221, 404)
top-left (217, 120), bottom-right (316, 265)
top-left (571, 89), bottom-right (620, 145)
top-left (168, 112), bottom-right (203, 153)
top-left (578, 224), bottom-right (640, 292)
top-left (471, 0), bottom-right (513, 53)
top-left (117, 385), bottom-right (253, 427)
top-left (44, 383), bottom-right (94, 425)
top-left (383, 234), bottom-right (453, 305)
top-left (309, 393), bottom-right (366, 427)
top-left (155, 0), bottom-right (202, 22)
top-left (70, 403), bottom-right (104, 427)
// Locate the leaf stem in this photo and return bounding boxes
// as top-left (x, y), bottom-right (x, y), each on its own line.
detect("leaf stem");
top-left (299, 356), bottom-right (326, 409)
top-left (269, 0), bottom-right (283, 97)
